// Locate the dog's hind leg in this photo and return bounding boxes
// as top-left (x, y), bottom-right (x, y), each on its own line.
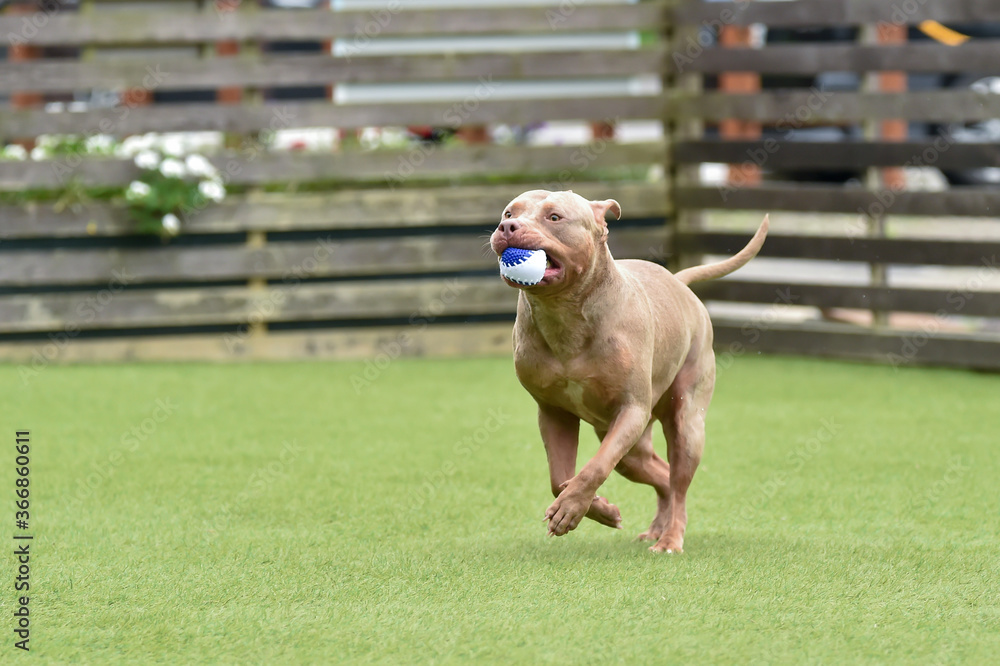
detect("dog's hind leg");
top-left (610, 422), bottom-right (672, 542)
top-left (650, 351), bottom-right (716, 554)
top-left (540, 404), bottom-right (622, 531)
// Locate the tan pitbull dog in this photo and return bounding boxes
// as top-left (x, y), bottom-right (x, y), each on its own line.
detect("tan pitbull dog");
top-left (490, 190), bottom-right (768, 553)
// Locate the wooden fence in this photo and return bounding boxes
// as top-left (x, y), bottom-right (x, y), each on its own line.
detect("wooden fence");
top-left (0, 0), bottom-right (670, 364)
top-left (1, 0), bottom-right (999, 371)
top-left (670, 0), bottom-right (1000, 370)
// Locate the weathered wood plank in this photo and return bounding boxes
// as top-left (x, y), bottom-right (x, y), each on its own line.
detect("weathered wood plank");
top-left (0, 49), bottom-right (667, 94)
top-left (4, 317), bottom-right (997, 369)
top-left (668, 91), bottom-right (1000, 123)
top-left (0, 237), bottom-right (487, 287)
top-left (676, 184), bottom-right (1000, 217)
top-left (0, 96), bottom-right (666, 138)
top-left (675, 139), bottom-right (1000, 170)
top-left (0, 322), bottom-right (515, 363)
top-left (712, 319), bottom-right (1000, 371)
top-left (673, 0), bottom-right (1000, 28)
top-left (0, 227), bottom-right (669, 286)
top-left (0, 141), bottom-right (668, 192)
top-left (695, 280), bottom-right (1000, 318)
top-left (676, 231), bottom-right (1000, 267)
top-left (0, 3), bottom-right (668, 46)
top-left (676, 42), bottom-right (1000, 75)
top-left (0, 181), bottom-right (668, 238)
top-left (0, 276), bottom-right (518, 332)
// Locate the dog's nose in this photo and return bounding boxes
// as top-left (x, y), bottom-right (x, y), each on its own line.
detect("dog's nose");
top-left (497, 219), bottom-right (521, 237)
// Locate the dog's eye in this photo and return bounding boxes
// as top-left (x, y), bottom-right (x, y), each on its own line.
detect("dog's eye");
top-left (549, 214), bottom-right (560, 222)
top-left (504, 211), bottom-right (512, 218)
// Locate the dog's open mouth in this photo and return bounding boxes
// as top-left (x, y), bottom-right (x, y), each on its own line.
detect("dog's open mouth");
top-left (543, 254), bottom-right (562, 280)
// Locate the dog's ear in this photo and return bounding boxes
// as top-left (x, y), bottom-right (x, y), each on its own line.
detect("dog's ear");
top-left (590, 199), bottom-right (622, 223)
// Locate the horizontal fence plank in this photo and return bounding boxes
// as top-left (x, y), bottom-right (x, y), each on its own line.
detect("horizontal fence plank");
top-left (0, 182), bottom-right (667, 239)
top-left (4, 317), bottom-right (997, 369)
top-left (677, 42), bottom-right (1000, 75)
top-left (676, 184), bottom-right (1000, 217)
top-left (668, 91), bottom-right (1000, 123)
top-left (0, 228), bottom-right (669, 287)
top-left (0, 237), bottom-right (491, 288)
top-left (0, 276), bottom-right (518, 333)
top-left (676, 231), bottom-right (1000, 267)
top-left (0, 96), bottom-right (665, 138)
top-left (0, 181), bottom-right (668, 238)
top-left (0, 141), bottom-right (667, 192)
top-left (673, 0), bottom-right (1000, 28)
top-left (712, 319), bottom-right (1000, 371)
top-left (675, 139), bottom-right (1000, 170)
top-left (0, 3), bottom-right (667, 46)
top-left (0, 49), bottom-right (666, 94)
top-left (695, 280), bottom-right (1000, 318)
top-left (0, 322), bottom-right (515, 363)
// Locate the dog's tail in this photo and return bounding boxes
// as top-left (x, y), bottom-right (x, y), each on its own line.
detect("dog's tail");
top-left (674, 215), bottom-right (769, 285)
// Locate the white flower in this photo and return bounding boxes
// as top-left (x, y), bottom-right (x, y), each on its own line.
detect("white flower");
top-left (159, 158), bottom-right (186, 179)
top-left (161, 213), bottom-right (181, 235)
top-left (185, 154), bottom-right (217, 178)
top-left (161, 135), bottom-right (186, 157)
top-left (31, 145), bottom-right (48, 160)
top-left (125, 180), bottom-right (152, 201)
top-left (198, 179), bottom-right (226, 203)
top-left (36, 135), bottom-right (61, 149)
top-left (134, 150), bottom-right (161, 170)
top-left (85, 134), bottom-right (115, 153)
top-left (119, 133), bottom-right (158, 157)
top-left (1, 145), bottom-right (28, 160)
top-left (359, 127), bottom-right (381, 150)
top-left (378, 127), bottom-right (410, 148)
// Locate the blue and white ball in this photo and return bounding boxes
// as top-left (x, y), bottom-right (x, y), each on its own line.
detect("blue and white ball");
top-left (499, 247), bottom-right (547, 286)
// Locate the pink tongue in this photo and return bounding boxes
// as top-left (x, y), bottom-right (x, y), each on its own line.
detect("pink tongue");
top-left (543, 265), bottom-right (559, 278)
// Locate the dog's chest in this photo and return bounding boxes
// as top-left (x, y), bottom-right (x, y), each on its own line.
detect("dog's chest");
top-left (561, 379), bottom-right (601, 423)
top-left (515, 354), bottom-right (618, 426)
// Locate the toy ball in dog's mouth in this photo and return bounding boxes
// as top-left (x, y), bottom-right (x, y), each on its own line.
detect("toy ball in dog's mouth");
top-left (499, 247), bottom-right (547, 286)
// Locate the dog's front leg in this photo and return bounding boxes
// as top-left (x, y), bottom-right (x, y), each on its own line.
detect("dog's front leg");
top-left (539, 404), bottom-right (622, 534)
top-left (545, 404), bottom-right (648, 536)
top-left (538, 404), bottom-right (580, 499)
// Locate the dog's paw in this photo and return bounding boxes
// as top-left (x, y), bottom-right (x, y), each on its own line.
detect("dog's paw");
top-left (649, 534), bottom-right (684, 554)
top-left (545, 488), bottom-right (593, 537)
top-left (588, 496), bottom-right (622, 530)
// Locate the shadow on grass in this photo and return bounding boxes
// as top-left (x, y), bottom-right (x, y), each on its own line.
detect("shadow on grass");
top-left (478, 528), bottom-right (804, 565)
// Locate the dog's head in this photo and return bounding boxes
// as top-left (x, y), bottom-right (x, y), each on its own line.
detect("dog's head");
top-left (489, 190), bottom-right (621, 293)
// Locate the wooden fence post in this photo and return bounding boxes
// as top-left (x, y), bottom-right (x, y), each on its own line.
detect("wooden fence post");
top-left (666, 2), bottom-right (704, 274)
top-left (860, 21), bottom-right (907, 329)
top-left (209, 0), bottom-right (267, 343)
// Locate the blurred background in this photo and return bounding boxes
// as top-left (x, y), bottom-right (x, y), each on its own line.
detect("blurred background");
top-left (1, 0), bottom-right (999, 371)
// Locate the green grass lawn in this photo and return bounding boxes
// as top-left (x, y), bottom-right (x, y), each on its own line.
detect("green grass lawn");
top-left (1, 354), bottom-right (998, 664)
